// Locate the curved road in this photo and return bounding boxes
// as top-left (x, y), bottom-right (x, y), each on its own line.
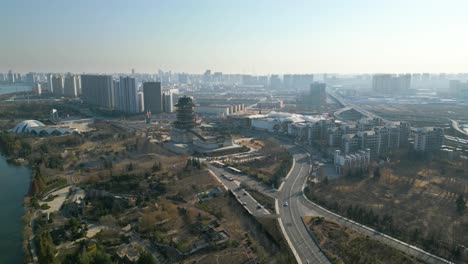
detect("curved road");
top-left (277, 145), bottom-right (331, 264)
top-left (278, 144), bottom-right (452, 264)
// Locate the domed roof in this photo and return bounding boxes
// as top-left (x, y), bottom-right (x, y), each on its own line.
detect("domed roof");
top-left (13, 120), bottom-right (46, 134)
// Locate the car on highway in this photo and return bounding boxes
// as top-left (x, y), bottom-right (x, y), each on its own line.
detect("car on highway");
top-left (283, 201), bottom-right (289, 207)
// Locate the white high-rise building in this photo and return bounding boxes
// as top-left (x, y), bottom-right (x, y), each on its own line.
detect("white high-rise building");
top-left (52, 74), bottom-right (64, 96)
top-left (47, 74), bottom-right (54, 93)
top-left (116, 77), bottom-right (138, 113)
top-left (163, 91), bottom-right (174, 113)
top-left (34, 83), bottom-right (42, 95)
top-left (64, 74), bottom-right (79, 97)
top-left (138, 92), bottom-right (144, 113)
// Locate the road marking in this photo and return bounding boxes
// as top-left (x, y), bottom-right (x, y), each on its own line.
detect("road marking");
top-left (276, 198), bottom-right (302, 264)
top-left (300, 171), bottom-right (452, 264)
top-left (208, 169), bottom-right (229, 191)
top-left (278, 157), bottom-right (296, 192)
top-left (288, 160), bottom-right (328, 263)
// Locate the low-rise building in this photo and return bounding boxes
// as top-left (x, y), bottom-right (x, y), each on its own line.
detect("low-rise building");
top-left (334, 149), bottom-right (371, 176)
top-left (413, 127), bottom-right (444, 152)
top-left (257, 99), bottom-right (284, 109)
top-left (358, 130), bottom-right (381, 159)
top-left (195, 105), bottom-right (230, 116)
top-left (342, 134), bottom-right (361, 154)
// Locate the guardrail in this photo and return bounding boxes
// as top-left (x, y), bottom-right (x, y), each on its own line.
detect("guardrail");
top-left (208, 168), bottom-right (269, 216)
top-left (275, 198), bottom-right (302, 264)
top-left (299, 217), bottom-right (333, 263)
top-left (295, 144), bottom-right (452, 264)
top-left (301, 192), bottom-right (452, 264)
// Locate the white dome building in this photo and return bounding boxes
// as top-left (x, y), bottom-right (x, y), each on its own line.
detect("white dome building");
top-left (12, 120), bottom-right (46, 134)
top-left (11, 120), bottom-right (78, 135)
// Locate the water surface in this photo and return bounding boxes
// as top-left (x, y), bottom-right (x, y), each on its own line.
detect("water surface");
top-left (0, 155), bottom-right (30, 264)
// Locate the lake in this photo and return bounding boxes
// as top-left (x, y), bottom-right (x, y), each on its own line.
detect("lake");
top-left (0, 84), bottom-right (32, 95)
top-left (0, 155), bottom-right (31, 264)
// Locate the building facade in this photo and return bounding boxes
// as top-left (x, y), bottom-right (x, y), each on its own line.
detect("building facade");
top-left (64, 74), bottom-right (79, 97)
top-left (372, 74), bottom-right (411, 93)
top-left (52, 74), bottom-right (64, 96)
top-left (116, 77), bottom-right (138, 113)
top-left (81, 75), bottom-right (114, 109)
top-left (143, 82), bottom-right (163, 114)
top-left (413, 127), bottom-right (444, 152)
top-left (163, 92), bottom-right (174, 113)
top-left (334, 149), bottom-right (371, 176)
top-left (305, 82), bottom-right (326, 106)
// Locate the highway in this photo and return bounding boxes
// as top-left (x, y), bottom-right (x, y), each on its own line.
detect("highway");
top-left (450, 119), bottom-right (468, 138)
top-left (208, 137), bottom-right (452, 264)
top-left (277, 146), bottom-right (331, 264)
top-left (208, 146), bottom-right (330, 263)
top-left (328, 90), bottom-right (386, 121)
top-left (289, 146), bottom-right (452, 264)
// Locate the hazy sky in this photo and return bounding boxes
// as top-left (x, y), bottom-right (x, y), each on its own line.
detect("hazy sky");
top-left (1, 0), bottom-right (468, 74)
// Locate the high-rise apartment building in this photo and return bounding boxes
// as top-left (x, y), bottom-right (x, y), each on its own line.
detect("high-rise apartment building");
top-left (113, 80), bottom-right (122, 110)
top-left (213, 72), bottom-right (223, 83)
top-left (63, 74), bottom-right (79, 97)
top-left (178, 73), bottom-right (189, 84)
top-left (7, 70), bottom-right (15, 83)
top-left (115, 77), bottom-right (138, 113)
top-left (52, 75), bottom-right (64, 96)
top-left (25, 73), bottom-right (35, 84)
top-left (47, 74), bottom-right (54, 93)
top-left (34, 83), bottom-right (42, 95)
top-left (283, 74), bottom-right (314, 90)
top-left (143, 82), bottom-right (163, 113)
top-left (163, 92), bottom-right (174, 113)
top-left (372, 74), bottom-right (411, 93)
top-left (14, 73), bottom-right (21, 82)
top-left (81, 75), bottom-right (114, 109)
top-left (269, 75), bottom-right (282, 89)
top-left (413, 127), bottom-right (444, 152)
top-left (138, 92), bottom-right (144, 113)
top-left (203, 70), bottom-right (212, 83)
top-left (449, 80), bottom-right (468, 99)
top-left (304, 82), bottom-right (326, 106)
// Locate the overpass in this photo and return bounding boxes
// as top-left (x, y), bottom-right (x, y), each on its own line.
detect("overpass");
top-left (449, 119), bottom-right (468, 139)
top-left (328, 90), bottom-right (386, 121)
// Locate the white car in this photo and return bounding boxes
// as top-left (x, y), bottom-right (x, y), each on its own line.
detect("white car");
top-left (283, 201), bottom-right (289, 207)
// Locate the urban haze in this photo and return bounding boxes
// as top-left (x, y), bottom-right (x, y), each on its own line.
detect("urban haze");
top-left (0, 1), bottom-right (466, 264)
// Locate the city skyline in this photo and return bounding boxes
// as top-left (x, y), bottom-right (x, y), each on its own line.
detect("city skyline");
top-left (1, 0), bottom-right (468, 74)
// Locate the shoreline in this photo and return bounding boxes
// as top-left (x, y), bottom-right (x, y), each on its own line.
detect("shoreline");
top-left (0, 140), bottom-right (34, 263)
top-left (0, 91), bottom-right (31, 101)
top-left (0, 152), bottom-right (32, 264)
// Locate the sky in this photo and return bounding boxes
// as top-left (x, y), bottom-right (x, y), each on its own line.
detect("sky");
top-left (1, 0), bottom-right (468, 74)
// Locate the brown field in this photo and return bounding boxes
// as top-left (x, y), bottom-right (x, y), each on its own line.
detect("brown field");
top-left (233, 138), bottom-right (291, 183)
top-left (305, 216), bottom-right (423, 264)
top-left (308, 153), bottom-right (467, 261)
